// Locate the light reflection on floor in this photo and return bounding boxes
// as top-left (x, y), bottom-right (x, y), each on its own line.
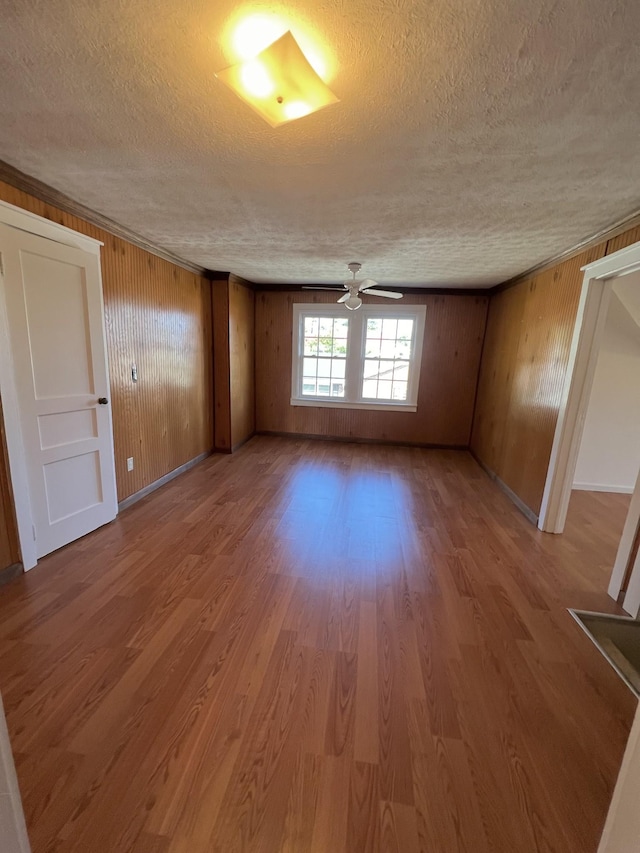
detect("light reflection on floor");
top-left (271, 460), bottom-right (420, 583)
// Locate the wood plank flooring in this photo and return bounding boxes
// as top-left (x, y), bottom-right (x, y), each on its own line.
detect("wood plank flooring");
top-left (0, 438), bottom-right (636, 852)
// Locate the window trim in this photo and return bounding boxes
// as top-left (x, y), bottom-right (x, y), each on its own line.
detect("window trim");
top-left (290, 303), bottom-right (426, 412)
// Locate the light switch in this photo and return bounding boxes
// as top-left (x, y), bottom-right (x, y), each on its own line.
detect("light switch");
top-left (127, 457), bottom-right (134, 472)
top-left (131, 364), bottom-right (138, 382)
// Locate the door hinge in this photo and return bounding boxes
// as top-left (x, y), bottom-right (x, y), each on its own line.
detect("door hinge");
top-left (32, 524), bottom-right (36, 541)
top-left (0, 252), bottom-right (4, 277)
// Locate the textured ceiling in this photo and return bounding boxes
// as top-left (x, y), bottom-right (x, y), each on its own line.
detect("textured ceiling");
top-left (1, 0), bottom-right (640, 287)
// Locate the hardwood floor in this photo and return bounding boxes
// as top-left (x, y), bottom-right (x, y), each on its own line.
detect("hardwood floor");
top-left (0, 438), bottom-right (636, 852)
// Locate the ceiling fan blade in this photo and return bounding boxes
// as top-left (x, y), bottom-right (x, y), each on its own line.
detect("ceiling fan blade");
top-left (357, 278), bottom-right (378, 292)
top-left (302, 286), bottom-right (346, 291)
top-left (361, 288), bottom-right (403, 299)
top-left (337, 293), bottom-right (350, 303)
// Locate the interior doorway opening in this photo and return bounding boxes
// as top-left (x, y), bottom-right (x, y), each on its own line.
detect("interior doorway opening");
top-left (563, 272), bottom-right (640, 600)
top-left (540, 241), bottom-right (640, 612)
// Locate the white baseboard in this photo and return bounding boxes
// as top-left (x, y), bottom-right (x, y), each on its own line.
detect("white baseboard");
top-left (573, 482), bottom-right (634, 494)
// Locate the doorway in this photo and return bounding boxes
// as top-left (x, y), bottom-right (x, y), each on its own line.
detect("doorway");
top-left (565, 273), bottom-right (640, 584)
top-left (0, 201), bottom-right (117, 570)
top-left (572, 273), bottom-right (640, 497)
top-left (539, 241), bottom-right (640, 611)
top-left (540, 242), bottom-right (640, 535)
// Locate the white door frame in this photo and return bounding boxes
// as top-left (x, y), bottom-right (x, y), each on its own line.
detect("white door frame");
top-left (539, 240), bottom-right (640, 534)
top-left (608, 466), bottom-right (640, 614)
top-left (0, 199), bottom-right (106, 570)
top-left (598, 703), bottom-right (640, 852)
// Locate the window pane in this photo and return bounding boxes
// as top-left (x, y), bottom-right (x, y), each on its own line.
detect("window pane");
top-left (367, 318), bottom-right (382, 335)
top-left (381, 319), bottom-right (397, 339)
top-left (304, 317), bottom-right (319, 336)
top-left (394, 362), bottom-right (409, 381)
top-left (303, 357), bottom-right (317, 378)
top-left (362, 379), bottom-right (378, 398)
top-left (332, 338), bottom-right (347, 357)
top-left (319, 318), bottom-right (334, 336)
top-left (377, 380), bottom-right (393, 399)
top-left (331, 382), bottom-right (345, 398)
top-left (365, 339), bottom-right (381, 358)
top-left (380, 339), bottom-right (399, 359)
top-left (392, 381), bottom-right (408, 400)
top-left (396, 340), bottom-right (411, 360)
top-left (304, 338), bottom-right (318, 355)
top-left (363, 359), bottom-right (380, 379)
top-left (397, 319), bottom-right (413, 340)
top-left (331, 359), bottom-right (346, 379)
top-left (333, 318), bottom-right (349, 338)
top-left (378, 360), bottom-right (395, 378)
top-left (317, 337), bottom-right (333, 356)
top-left (317, 358), bottom-right (331, 378)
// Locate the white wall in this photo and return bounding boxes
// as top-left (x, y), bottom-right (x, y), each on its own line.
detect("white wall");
top-left (0, 694), bottom-right (31, 853)
top-left (599, 702), bottom-right (640, 853)
top-left (574, 275), bottom-right (640, 493)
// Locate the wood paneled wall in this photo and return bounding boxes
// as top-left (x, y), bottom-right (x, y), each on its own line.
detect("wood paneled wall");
top-left (213, 276), bottom-right (255, 451)
top-left (255, 290), bottom-right (488, 445)
top-left (471, 225), bottom-right (640, 518)
top-left (229, 276), bottom-right (255, 449)
top-left (0, 180), bottom-right (213, 503)
top-left (212, 278), bottom-right (231, 452)
top-left (0, 395), bottom-right (20, 571)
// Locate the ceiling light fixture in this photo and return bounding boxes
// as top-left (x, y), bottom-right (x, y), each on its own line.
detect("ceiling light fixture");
top-left (344, 293), bottom-right (363, 311)
top-left (216, 31), bottom-right (338, 127)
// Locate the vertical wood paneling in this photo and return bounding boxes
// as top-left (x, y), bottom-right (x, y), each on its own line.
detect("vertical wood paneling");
top-left (212, 279), bottom-right (231, 451)
top-left (0, 180), bottom-right (213, 503)
top-left (606, 225), bottom-right (640, 255)
top-left (101, 237), bottom-right (213, 500)
top-left (471, 244), bottom-right (607, 515)
top-left (0, 395), bottom-right (20, 570)
top-left (229, 276), bottom-right (255, 449)
top-left (255, 291), bottom-right (488, 445)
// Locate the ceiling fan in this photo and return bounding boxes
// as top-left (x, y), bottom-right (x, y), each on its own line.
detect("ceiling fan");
top-left (303, 262), bottom-right (403, 310)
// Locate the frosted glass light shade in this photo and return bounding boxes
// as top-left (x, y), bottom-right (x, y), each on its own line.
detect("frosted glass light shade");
top-left (216, 31), bottom-right (339, 127)
top-left (345, 295), bottom-right (362, 310)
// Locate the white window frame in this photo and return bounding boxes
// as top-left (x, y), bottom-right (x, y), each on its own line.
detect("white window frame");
top-left (291, 303), bottom-right (426, 412)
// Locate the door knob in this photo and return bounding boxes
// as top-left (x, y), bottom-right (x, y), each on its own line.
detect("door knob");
top-left (98, 397), bottom-right (109, 405)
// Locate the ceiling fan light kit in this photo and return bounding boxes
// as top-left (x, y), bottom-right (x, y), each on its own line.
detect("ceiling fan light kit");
top-left (344, 294), bottom-right (362, 310)
top-left (302, 262), bottom-right (404, 309)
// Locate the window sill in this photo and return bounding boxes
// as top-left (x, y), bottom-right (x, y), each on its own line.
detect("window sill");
top-left (290, 398), bottom-right (417, 413)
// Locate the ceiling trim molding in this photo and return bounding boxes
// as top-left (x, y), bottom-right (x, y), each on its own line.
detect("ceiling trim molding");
top-left (491, 205), bottom-right (640, 294)
top-left (0, 159), bottom-right (206, 276)
top-left (229, 273), bottom-right (257, 290)
top-left (256, 283), bottom-right (490, 296)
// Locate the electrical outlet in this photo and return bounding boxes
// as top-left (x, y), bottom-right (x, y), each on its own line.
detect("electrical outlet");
top-left (127, 457), bottom-right (134, 472)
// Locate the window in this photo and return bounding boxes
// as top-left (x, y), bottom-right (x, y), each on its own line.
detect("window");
top-left (299, 315), bottom-right (348, 399)
top-left (291, 304), bottom-right (426, 411)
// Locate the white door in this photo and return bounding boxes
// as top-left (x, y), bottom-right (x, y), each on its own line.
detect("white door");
top-left (0, 223), bottom-right (117, 559)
